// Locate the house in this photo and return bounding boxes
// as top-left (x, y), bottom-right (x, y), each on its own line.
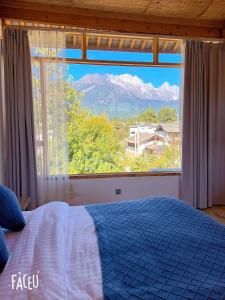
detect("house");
top-left (125, 132), bottom-right (168, 155)
top-left (155, 122), bottom-right (180, 144)
top-left (129, 123), bottom-right (156, 136)
top-left (125, 123), bottom-right (178, 155)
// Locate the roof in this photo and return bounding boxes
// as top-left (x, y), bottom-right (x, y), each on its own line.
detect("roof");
top-left (130, 123), bottom-right (155, 128)
top-left (125, 133), bottom-right (164, 144)
top-left (156, 122), bottom-right (180, 133)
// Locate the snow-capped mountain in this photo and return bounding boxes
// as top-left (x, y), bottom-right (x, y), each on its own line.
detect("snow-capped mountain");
top-left (73, 73), bottom-right (180, 119)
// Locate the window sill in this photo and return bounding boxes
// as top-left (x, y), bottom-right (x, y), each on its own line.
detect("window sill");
top-left (69, 170), bottom-right (181, 180)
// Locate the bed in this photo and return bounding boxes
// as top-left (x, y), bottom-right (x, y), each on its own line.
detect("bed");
top-left (1, 197), bottom-right (225, 299)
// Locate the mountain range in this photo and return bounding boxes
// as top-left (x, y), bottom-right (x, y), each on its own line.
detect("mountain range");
top-left (73, 73), bottom-right (180, 119)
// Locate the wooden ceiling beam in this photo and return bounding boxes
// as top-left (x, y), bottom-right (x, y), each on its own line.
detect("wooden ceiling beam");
top-left (119, 38), bottom-right (124, 48)
top-left (97, 36), bottom-right (101, 47)
top-left (86, 35), bottom-right (89, 48)
top-left (172, 40), bottom-right (180, 52)
top-left (162, 41), bottom-right (169, 51)
top-left (141, 39), bottom-right (147, 50)
top-left (72, 35), bottom-right (77, 48)
top-left (108, 37), bottom-right (113, 48)
top-left (87, 32), bottom-right (179, 41)
top-left (0, 4), bottom-right (224, 39)
top-left (130, 39), bottom-right (136, 48)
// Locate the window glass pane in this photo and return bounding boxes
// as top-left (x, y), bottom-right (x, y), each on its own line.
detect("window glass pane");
top-left (66, 62), bottom-right (182, 174)
top-left (158, 39), bottom-right (182, 63)
top-left (29, 30), bottom-right (67, 58)
top-left (87, 50), bottom-right (153, 62)
top-left (30, 32), bottom-right (82, 58)
top-left (65, 33), bottom-right (82, 59)
top-left (86, 34), bottom-right (153, 62)
top-left (66, 49), bottom-right (82, 59)
top-left (159, 53), bottom-right (182, 63)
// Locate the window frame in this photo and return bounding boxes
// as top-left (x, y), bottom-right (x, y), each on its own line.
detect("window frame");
top-left (69, 171), bottom-right (181, 179)
top-left (32, 30), bottom-right (183, 178)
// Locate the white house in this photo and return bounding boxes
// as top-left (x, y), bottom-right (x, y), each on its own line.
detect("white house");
top-left (125, 123), bottom-right (171, 155)
top-left (129, 123), bottom-right (156, 136)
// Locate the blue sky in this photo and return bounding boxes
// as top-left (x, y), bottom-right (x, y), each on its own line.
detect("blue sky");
top-left (67, 50), bottom-right (182, 87)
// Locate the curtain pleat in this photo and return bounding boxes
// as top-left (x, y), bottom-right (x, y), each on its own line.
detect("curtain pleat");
top-left (182, 41), bottom-right (225, 208)
top-left (3, 28), bottom-right (38, 209)
top-left (29, 30), bottom-right (69, 206)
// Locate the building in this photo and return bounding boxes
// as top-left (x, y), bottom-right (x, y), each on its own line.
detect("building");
top-left (155, 122), bottom-right (180, 144)
top-left (125, 122), bottom-right (180, 155)
top-left (125, 123), bottom-right (173, 155)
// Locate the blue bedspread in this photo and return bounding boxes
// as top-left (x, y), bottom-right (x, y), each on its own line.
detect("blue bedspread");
top-left (86, 197), bottom-right (225, 300)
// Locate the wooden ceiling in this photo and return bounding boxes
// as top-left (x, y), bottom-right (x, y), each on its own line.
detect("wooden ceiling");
top-left (67, 33), bottom-right (181, 54)
top-left (1, 0), bottom-right (225, 38)
top-left (1, 0), bottom-right (225, 20)
top-left (2, 0), bottom-right (225, 21)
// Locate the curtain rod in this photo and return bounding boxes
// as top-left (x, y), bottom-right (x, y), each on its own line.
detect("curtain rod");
top-left (3, 23), bottom-right (225, 42)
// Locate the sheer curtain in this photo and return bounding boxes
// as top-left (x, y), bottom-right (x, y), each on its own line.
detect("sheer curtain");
top-left (29, 30), bottom-right (69, 206)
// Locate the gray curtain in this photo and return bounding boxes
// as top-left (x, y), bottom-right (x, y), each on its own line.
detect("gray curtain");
top-left (3, 28), bottom-right (38, 209)
top-left (182, 40), bottom-right (225, 208)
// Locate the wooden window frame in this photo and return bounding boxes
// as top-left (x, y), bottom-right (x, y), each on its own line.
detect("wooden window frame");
top-left (31, 30), bottom-right (182, 68)
top-left (69, 171), bottom-right (181, 180)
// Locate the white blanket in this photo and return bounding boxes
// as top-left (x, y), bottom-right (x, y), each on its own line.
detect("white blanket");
top-left (0, 202), bottom-right (103, 300)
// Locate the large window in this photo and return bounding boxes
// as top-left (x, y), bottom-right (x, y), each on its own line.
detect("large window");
top-left (65, 33), bottom-right (182, 175)
top-left (30, 28), bottom-right (182, 176)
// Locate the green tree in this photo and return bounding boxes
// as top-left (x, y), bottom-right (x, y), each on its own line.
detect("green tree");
top-left (130, 153), bottom-right (156, 172)
top-left (68, 96), bottom-right (124, 174)
top-left (128, 144), bottom-right (181, 172)
top-left (111, 118), bottom-right (130, 140)
top-left (136, 107), bottom-right (158, 123)
top-left (158, 107), bottom-right (177, 123)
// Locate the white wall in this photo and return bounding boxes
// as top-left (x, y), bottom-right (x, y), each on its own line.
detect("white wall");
top-left (69, 175), bottom-right (181, 206)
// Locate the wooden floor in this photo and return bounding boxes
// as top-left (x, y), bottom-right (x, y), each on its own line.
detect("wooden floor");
top-left (201, 206), bottom-right (225, 225)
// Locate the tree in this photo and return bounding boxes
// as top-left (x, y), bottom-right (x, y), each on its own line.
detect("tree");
top-left (129, 144), bottom-right (181, 172)
top-left (68, 94), bottom-right (124, 174)
top-left (136, 107), bottom-right (158, 124)
top-left (158, 107), bottom-right (177, 123)
top-left (129, 153), bottom-right (156, 172)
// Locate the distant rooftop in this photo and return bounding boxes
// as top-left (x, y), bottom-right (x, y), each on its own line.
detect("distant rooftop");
top-left (130, 123), bottom-right (153, 128)
top-left (130, 122), bottom-right (180, 133)
top-left (156, 122), bottom-right (180, 133)
top-left (125, 133), bottom-right (163, 144)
